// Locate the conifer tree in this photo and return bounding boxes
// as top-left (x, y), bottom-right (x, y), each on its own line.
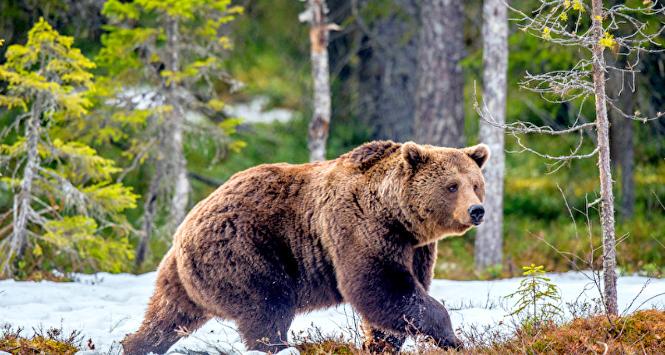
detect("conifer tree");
top-left (98, 0), bottom-right (244, 269)
top-left (0, 19), bottom-right (137, 278)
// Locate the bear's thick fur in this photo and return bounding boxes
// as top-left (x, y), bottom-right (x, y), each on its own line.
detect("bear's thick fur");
top-left (122, 140), bottom-right (490, 354)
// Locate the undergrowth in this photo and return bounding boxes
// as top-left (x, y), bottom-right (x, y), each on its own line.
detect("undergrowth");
top-left (0, 325), bottom-right (82, 355)
top-left (292, 309), bottom-right (665, 354)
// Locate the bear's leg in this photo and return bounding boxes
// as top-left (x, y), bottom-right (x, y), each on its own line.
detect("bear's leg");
top-left (235, 250), bottom-right (296, 351)
top-left (122, 253), bottom-right (210, 355)
top-left (187, 235), bottom-right (297, 352)
top-left (362, 322), bottom-right (406, 354)
top-left (235, 297), bottom-right (295, 352)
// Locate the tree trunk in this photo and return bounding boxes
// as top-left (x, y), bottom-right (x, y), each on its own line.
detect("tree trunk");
top-left (135, 160), bottom-right (162, 270)
top-left (307, 0), bottom-right (332, 161)
top-left (170, 131), bottom-right (189, 226)
top-left (356, 0), bottom-right (419, 142)
top-left (414, 0), bottom-right (465, 148)
top-left (475, 0), bottom-right (507, 271)
top-left (2, 98), bottom-right (42, 277)
top-left (166, 18), bottom-right (190, 228)
top-left (591, 0), bottom-right (618, 316)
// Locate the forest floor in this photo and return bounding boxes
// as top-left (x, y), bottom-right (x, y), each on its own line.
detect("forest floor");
top-left (1, 272), bottom-right (664, 354)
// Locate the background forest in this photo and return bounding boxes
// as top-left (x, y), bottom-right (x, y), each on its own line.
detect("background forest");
top-left (0, 0), bottom-right (663, 281)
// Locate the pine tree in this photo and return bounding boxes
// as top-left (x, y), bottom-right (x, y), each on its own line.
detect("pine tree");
top-left (506, 264), bottom-right (562, 324)
top-left (98, 0), bottom-right (244, 269)
top-left (0, 19), bottom-right (137, 278)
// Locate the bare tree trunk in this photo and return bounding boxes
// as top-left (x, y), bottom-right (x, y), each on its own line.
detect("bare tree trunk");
top-left (170, 127), bottom-right (189, 225)
top-left (2, 98), bottom-right (42, 277)
top-left (415, 0), bottom-right (465, 147)
top-left (166, 18), bottom-right (190, 227)
top-left (135, 160), bottom-right (162, 269)
top-left (591, 0), bottom-right (618, 316)
top-left (356, 0), bottom-right (419, 142)
top-left (306, 0), bottom-right (332, 161)
top-left (475, 0), bottom-right (507, 271)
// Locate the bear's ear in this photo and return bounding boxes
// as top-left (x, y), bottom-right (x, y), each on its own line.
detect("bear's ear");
top-left (462, 144), bottom-right (491, 169)
top-left (344, 140), bottom-right (401, 171)
top-left (402, 142), bottom-right (428, 168)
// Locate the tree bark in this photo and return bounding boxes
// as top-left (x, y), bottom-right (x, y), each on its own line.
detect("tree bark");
top-left (307, 0), bottom-right (332, 162)
top-left (414, 0), bottom-right (465, 148)
top-left (475, 0), bottom-right (507, 271)
top-left (166, 18), bottom-right (190, 228)
top-left (135, 160), bottom-right (162, 270)
top-left (2, 97), bottom-right (42, 277)
top-left (591, 0), bottom-right (618, 316)
top-left (356, 0), bottom-right (419, 142)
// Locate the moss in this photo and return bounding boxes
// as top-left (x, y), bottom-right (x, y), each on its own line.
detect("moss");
top-left (0, 325), bottom-right (81, 355)
top-left (480, 309), bottom-right (665, 354)
top-left (297, 339), bottom-right (360, 355)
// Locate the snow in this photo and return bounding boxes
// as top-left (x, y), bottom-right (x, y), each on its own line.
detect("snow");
top-left (1, 272), bottom-right (664, 354)
top-left (223, 96), bottom-right (293, 124)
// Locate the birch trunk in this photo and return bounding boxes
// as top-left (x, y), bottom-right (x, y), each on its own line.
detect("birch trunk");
top-left (415, 0), bottom-right (465, 148)
top-left (475, 0), bottom-right (507, 270)
top-left (307, 0), bottom-right (332, 162)
top-left (591, 0), bottom-right (618, 316)
top-left (2, 99), bottom-right (42, 276)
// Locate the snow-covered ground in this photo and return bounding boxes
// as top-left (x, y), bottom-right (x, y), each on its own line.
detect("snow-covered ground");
top-left (1, 272), bottom-right (664, 354)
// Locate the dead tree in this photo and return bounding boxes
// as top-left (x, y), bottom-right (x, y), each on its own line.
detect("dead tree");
top-left (302, 0), bottom-right (338, 161)
top-left (477, 0), bottom-right (665, 316)
top-left (475, 0), bottom-right (508, 271)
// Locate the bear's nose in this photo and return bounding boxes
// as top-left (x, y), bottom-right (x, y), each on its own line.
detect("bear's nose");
top-left (468, 204), bottom-right (485, 225)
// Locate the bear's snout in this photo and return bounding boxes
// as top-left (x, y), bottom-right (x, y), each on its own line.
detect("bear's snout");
top-left (468, 204), bottom-right (485, 225)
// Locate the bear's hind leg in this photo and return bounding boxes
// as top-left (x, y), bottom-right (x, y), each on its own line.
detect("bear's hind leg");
top-left (122, 253), bottom-right (210, 355)
top-left (236, 299), bottom-right (295, 353)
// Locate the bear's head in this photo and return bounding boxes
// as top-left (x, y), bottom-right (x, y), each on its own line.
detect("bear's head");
top-left (396, 142), bottom-right (490, 244)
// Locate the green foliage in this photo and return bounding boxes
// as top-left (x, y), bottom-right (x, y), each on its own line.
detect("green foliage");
top-left (506, 264), bottom-right (562, 324)
top-left (0, 1), bottom-right (663, 278)
top-left (95, 0), bottom-right (244, 199)
top-left (0, 19), bottom-right (137, 277)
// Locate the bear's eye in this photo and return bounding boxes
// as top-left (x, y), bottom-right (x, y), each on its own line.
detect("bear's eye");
top-left (447, 183), bottom-right (458, 193)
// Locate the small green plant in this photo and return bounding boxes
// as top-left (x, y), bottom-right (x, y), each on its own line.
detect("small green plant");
top-left (506, 264), bottom-right (562, 325)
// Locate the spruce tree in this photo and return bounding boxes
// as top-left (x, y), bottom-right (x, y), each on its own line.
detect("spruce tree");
top-left (0, 19), bottom-right (137, 278)
top-left (98, 0), bottom-right (244, 269)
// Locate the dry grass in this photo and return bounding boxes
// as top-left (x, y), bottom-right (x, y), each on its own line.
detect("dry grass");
top-left (479, 309), bottom-right (665, 354)
top-left (293, 309), bottom-right (665, 354)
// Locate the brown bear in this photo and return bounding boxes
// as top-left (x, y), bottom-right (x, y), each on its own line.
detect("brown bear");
top-left (121, 140), bottom-right (490, 354)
